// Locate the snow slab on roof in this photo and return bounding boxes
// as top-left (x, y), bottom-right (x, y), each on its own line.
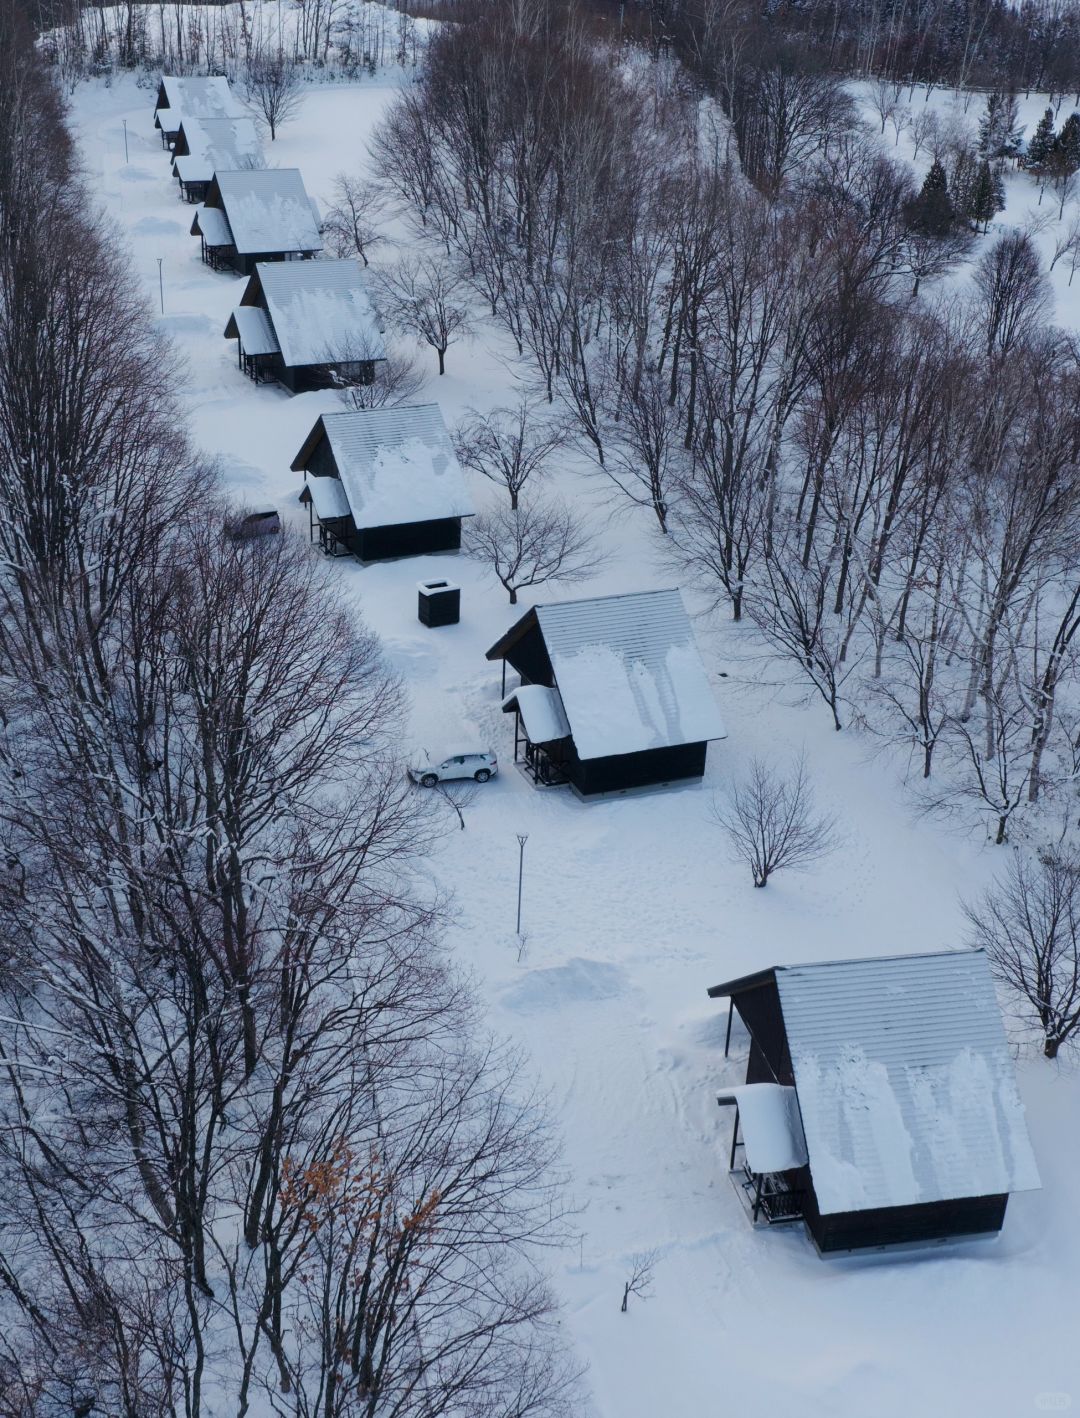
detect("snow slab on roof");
top-left (537, 590), bottom-right (727, 760)
top-left (192, 204), bottom-right (233, 247)
top-left (776, 950), bottom-right (1042, 1215)
top-left (502, 685), bottom-right (572, 744)
top-left (155, 105), bottom-right (176, 132)
top-left (319, 404), bottom-right (472, 528)
top-left (304, 475), bottom-right (351, 521)
top-left (159, 76), bottom-right (244, 123)
top-left (257, 260), bottom-right (384, 368)
top-left (717, 1084), bottom-right (809, 1174)
top-left (215, 169), bottom-right (322, 255)
top-left (173, 116), bottom-right (262, 185)
top-left (226, 305), bottom-right (280, 357)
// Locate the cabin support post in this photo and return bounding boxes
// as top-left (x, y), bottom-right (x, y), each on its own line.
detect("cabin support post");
top-left (724, 998), bottom-right (734, 1057)
top-left (752, 1173), bottom-right (763, 1224)
top-left (729, 1107), bottom-right (740, 1170)
top-left (501, 658), bottom-right (507, 697)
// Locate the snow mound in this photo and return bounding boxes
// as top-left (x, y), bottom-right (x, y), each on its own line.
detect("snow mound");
top-left (500, 958), bottom-right (628, 1013)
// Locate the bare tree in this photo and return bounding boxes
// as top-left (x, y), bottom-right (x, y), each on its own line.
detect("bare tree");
top-left (1048, 208), bottom-right (1080, 273)
top-left (714, 755), bottom-right (838, 887)
top-left (322, 172), bottom-right (386, 265)
top-left (379, 255), bottom-right (471, 375)
top-left (243, 47), bottom-right (303, 141)
top-left (972, 230), bottom-right (1052, 359)
top-left (750, 541), bottom-right (861, 732)
top-left (329, 335), bottom-right (427, 410)
top-left (964, 851), bottom-right (1080, 1057)
top-left (728, 53), bottom-right (856, 197)
top-left (868, 75), bottom-right (899, 135)
top-left (909, 109), bottom-right (940, 161)
top-left (464, 497), bottom-right (599, 604)
top-left (605, 363), bottom-right (684, 533)
top-left (620, 1249), bottom-right (659, 1312)
top-left (454, 399), bottom-right (565, 510)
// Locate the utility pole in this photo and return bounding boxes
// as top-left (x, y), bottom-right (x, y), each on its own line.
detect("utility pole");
top-left (515, 833), bottom-right (528, 936)
top-left (157, 257), bottom-right (164, 315)
top-left (122, 118), bottom-right (129, 163)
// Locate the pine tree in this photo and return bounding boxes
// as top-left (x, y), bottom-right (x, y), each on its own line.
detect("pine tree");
top-left (969, 159), bottom-right (1003, 231)
top-left (1058, 112), bottom-right (1080, 174)
top-left (1026, 107), bottom-right (1056, 171)
top-left (906, 159), bottom-right (954, 237)
top-left (980, 92), bottom-right (1024, 162)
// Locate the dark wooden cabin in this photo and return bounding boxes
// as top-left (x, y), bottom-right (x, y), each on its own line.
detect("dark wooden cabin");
top-left (292, 404), bottom-right (474, 563)
top-left (191, 168), bottom-right (321, 275)
top-left (154, 75), bottom-right (243, 150)
top-left (486, 590), bottom-right (726, 799)
top-left (224, 259), bottom-right (384, 394)
top-left (707, 950), bottom-right (1041, 1253)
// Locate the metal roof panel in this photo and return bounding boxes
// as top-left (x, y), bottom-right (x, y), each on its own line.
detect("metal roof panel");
top-left (774, 950), bottom-right (1041, 1214)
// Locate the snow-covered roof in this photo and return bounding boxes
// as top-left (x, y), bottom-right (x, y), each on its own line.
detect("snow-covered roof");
top-left (530, 590), bottom-right (726, 760)
top-left (157, 76), bottom-right (244, 124)
top-left (191, 204), bottom-right (233, 247)
top-left (293, 405), bottom-right (471, 529)
top-left (302, 475), bottom-right (351, 520)
top-left (773, 950), bottom-right (1042, 1215)
top-left (256, 260), bottom-right (383, 369)
top-left (155, 105), bottom-right (177, 133)
top-left (717, 1084), bottom-right (809, 1174)
top-left (502, 685), bottom-right (572, 744)
top-left (225, 304), bottom-right (280, 356)
top-left (173, 116), bottom-right (262, 185)
top-left (212, 170), bottom-right (322, 256)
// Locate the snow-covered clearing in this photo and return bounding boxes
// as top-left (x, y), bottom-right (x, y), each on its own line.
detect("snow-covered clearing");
top-left (69, 71), bottom-right (1080, 1417)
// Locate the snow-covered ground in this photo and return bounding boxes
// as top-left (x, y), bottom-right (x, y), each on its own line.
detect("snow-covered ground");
top-left (69, 73), bottom-right (1080, 1418)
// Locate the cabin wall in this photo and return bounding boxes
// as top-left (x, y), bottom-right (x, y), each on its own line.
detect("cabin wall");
top-left (804, 1191), bottom-right (1009, 1253)
top-left (503, 624), bottom-right (556, 689)
top-left (732, 982), bottom-right (793, 1086)
top-left (356, 518), bottom-right (462, 562)
top-left (233, 249), bottom-right (318, 277)
top-left (572, 742), bottom-right (709, 797)
top-left (305, 441), bottom-right (338, 478)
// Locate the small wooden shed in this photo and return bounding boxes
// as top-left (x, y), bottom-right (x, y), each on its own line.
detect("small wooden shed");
top-left (486, 589), bottom-right (726, 797)
top-left (708, 950), bottom-right (1041, 1252)
top-left (292, 405), bottom-right (474, 562)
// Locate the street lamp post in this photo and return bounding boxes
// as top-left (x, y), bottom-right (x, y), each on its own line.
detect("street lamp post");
top-left (157, 257), bottom-right (164, 315)
top-left (515, 834), bottom-right (528, 936)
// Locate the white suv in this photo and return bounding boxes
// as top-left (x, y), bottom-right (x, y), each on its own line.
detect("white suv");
top-left (408, 749), bottom-right (498, 788)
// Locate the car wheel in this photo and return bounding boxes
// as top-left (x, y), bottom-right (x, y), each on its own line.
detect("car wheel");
top-left (420, 772), bottom-right (439, 788)
top-left (474, 769), bottom-right (491, 783)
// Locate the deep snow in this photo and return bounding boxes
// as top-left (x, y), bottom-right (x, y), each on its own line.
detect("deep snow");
top-left (67, 68), bottom-right (1080, 1418)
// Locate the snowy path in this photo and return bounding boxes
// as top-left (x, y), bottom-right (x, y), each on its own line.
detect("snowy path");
top-left (70, 73), bottom-right (1080, 1418)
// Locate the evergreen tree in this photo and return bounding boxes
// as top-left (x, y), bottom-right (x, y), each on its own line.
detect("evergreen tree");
top-left (1058, 111), bottom-right (1080, 174)
top-left (906, 159), bottom-right (954, 237)
top-left (969, 159), bottom-right (1004, 231)
top-left (1026, 107), bottom-right (1056, 171)
top-left (979, 92), bottom-right (1022, 161)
